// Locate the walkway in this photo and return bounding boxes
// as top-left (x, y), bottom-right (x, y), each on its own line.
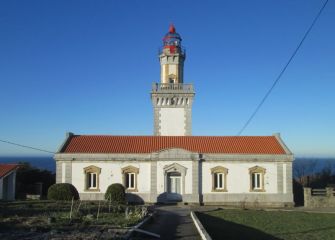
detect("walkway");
top-left (133, 205), bottom-right (201, 240)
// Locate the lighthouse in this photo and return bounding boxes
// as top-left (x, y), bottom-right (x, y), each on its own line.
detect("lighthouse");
top-left (151, 25), bottom-right (195, 136)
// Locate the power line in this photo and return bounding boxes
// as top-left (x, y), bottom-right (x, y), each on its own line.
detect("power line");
top-left (237, 0), bottom-right (329, 136)
top-left (0, 139), bottom-right (55, 154)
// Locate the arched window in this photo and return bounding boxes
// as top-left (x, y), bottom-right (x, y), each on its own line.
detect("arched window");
top-left (249, 166), bottom-right (266, 192)
top-left (211, 166), bottom-right (228, 192)
top-left (83, 165), bottom-right (101, 191)
top-left (121, 166), bottom-right (139, 192)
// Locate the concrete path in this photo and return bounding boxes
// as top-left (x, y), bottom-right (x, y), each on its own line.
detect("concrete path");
top-left (132, 205), bottom-right (201, 240)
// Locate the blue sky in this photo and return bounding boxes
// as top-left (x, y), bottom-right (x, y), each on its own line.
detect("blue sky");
top-left (0, 0), bottom-right (334, 157)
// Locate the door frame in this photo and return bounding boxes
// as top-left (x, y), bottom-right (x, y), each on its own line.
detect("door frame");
top-left (168, 174), bottom-right (182, 194)
top-left (163, 163), bottom-right (187, 197)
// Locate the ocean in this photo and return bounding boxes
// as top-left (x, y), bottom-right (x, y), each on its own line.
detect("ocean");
top-left (0, 156), bottom-right (55, 172)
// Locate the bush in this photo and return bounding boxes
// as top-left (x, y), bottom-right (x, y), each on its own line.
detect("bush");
top-left (105, 183), bottom-right (126, 204)
top-left (47, 183), bottom-right (80, 201)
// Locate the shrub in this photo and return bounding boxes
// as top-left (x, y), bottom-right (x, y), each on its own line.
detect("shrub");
top-left (47, 183), bottom-right (80, 201)
top-left (105, 183), bottom-right (126, 204)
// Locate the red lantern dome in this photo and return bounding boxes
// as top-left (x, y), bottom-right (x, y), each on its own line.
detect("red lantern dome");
top-left (162, 24), bottom-right (182, 53)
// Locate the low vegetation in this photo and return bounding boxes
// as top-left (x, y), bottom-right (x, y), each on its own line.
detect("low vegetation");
top-left (105, 183), bottom-right (126, 204)
top-left (47, 183), bottom-right (80, 201)
top-left (0, 200), bottom-right (149, 239)
top-left (196, 209), bottom-right (335, 240)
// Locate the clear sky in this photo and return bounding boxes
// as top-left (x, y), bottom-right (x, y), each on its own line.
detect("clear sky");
top-left (0, 0), bottom-right (334, 157)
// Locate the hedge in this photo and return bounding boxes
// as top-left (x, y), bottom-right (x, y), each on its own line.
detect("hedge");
top-left (47, 183), bottom-right (80, 201)
top-left (105, 183), bottom-right (126, 204)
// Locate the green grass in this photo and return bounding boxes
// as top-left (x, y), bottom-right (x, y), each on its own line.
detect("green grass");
top-left (196, 209), bottom-right (335, 240)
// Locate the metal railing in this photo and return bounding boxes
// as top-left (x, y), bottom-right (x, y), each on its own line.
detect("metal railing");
top-left (152, 83), bottom-right (194, 93)
top-left (312, 189), bottom-right (327, 196)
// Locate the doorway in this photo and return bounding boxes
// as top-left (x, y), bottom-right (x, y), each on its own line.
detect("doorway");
top-left (167, 172), bottom-right (182, 201)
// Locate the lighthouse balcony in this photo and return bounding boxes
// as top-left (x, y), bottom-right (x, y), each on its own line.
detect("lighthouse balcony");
top-left (152, 83), bottom-right (194, 93)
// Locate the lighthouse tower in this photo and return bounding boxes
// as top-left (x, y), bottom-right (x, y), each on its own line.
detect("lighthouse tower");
top-left (151, 25), bottom-right (195, 136)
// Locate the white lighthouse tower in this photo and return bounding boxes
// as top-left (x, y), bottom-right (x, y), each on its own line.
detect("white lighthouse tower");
top-left (151, 25), bottom-right (195, 136)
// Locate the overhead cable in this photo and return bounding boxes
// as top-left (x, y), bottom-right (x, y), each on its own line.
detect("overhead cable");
top-left (237, 0), bottom-right (329, 135)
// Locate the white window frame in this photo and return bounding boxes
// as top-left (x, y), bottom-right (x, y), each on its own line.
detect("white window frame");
top-left (121, 165), bottom-right (139, 192)
top-left (249, 166), bottom-right (266, 192)
top-left (88, 172), bottom-right (97, 189)
top-left (126, 172), bottom-right (136, 190)
top-left (211, 166), bottom-right (228, 192)
top-left (215, 173), bottom-right (224, 190)
top-left (252, 172), bottom-right (262, 190)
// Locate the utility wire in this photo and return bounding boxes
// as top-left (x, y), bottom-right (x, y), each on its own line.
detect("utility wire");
top-left (0, 139), bottom-right (55, 154)
top-left (237, 0), bottom-right (329, 136)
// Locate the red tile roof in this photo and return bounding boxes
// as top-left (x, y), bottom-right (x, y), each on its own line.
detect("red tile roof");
top-left (0, 164), bottom-right (19, 178)
top-left (60, 135), bottom-right (287, 154)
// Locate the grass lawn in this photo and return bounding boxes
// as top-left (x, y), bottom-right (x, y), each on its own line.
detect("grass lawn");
top-left (196, 209), bottom-right (335, 240)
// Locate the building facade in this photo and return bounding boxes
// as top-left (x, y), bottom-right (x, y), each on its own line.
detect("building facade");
top-left (54, 25), bottom-right (294, 207)
top-left (0, 164), bottom-right (19, 200)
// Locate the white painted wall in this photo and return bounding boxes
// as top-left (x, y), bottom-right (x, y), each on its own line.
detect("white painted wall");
top-left (159, 108), bottom-right (185, 136)
top-left (71, 162), bottom-right (151, 194)
top-left (0, 172), bottom-right (16, 200)
top-left (202, 162), bottom-right (278, 194)
top-left (156, 161), bottom-right (193, 194)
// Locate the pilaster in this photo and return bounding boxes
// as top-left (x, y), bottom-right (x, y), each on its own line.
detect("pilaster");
top-left (286, 162), bottom-right (293, 194)
top-left (150, 161), bottom-right (158, 202)
top-left (185, 107), bottom-right (192, 136)
top-left (56, 161), bottom-right (62, 183)
top-left (190, 159), bottom-right (200, 203)
top-left (65, 162), bottom-right (72, 183)
top-left (153, 108), bottom-right (161, 136)
top-left (277, 163), bottom-right (283, 193)
top-left (192, 160), bottom-right (199, 195)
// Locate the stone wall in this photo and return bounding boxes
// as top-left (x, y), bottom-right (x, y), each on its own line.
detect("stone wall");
top-left (304, 187), bottom-right (335, 208)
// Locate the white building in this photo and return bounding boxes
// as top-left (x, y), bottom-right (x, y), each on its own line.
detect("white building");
top-left (55, 25), bottom-right (294, 207)
top-left (0, 164), bottom-right (19, 200)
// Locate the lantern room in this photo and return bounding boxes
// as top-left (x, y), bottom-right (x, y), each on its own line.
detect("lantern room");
top-left (162, 24), bottom-right (184, 54)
